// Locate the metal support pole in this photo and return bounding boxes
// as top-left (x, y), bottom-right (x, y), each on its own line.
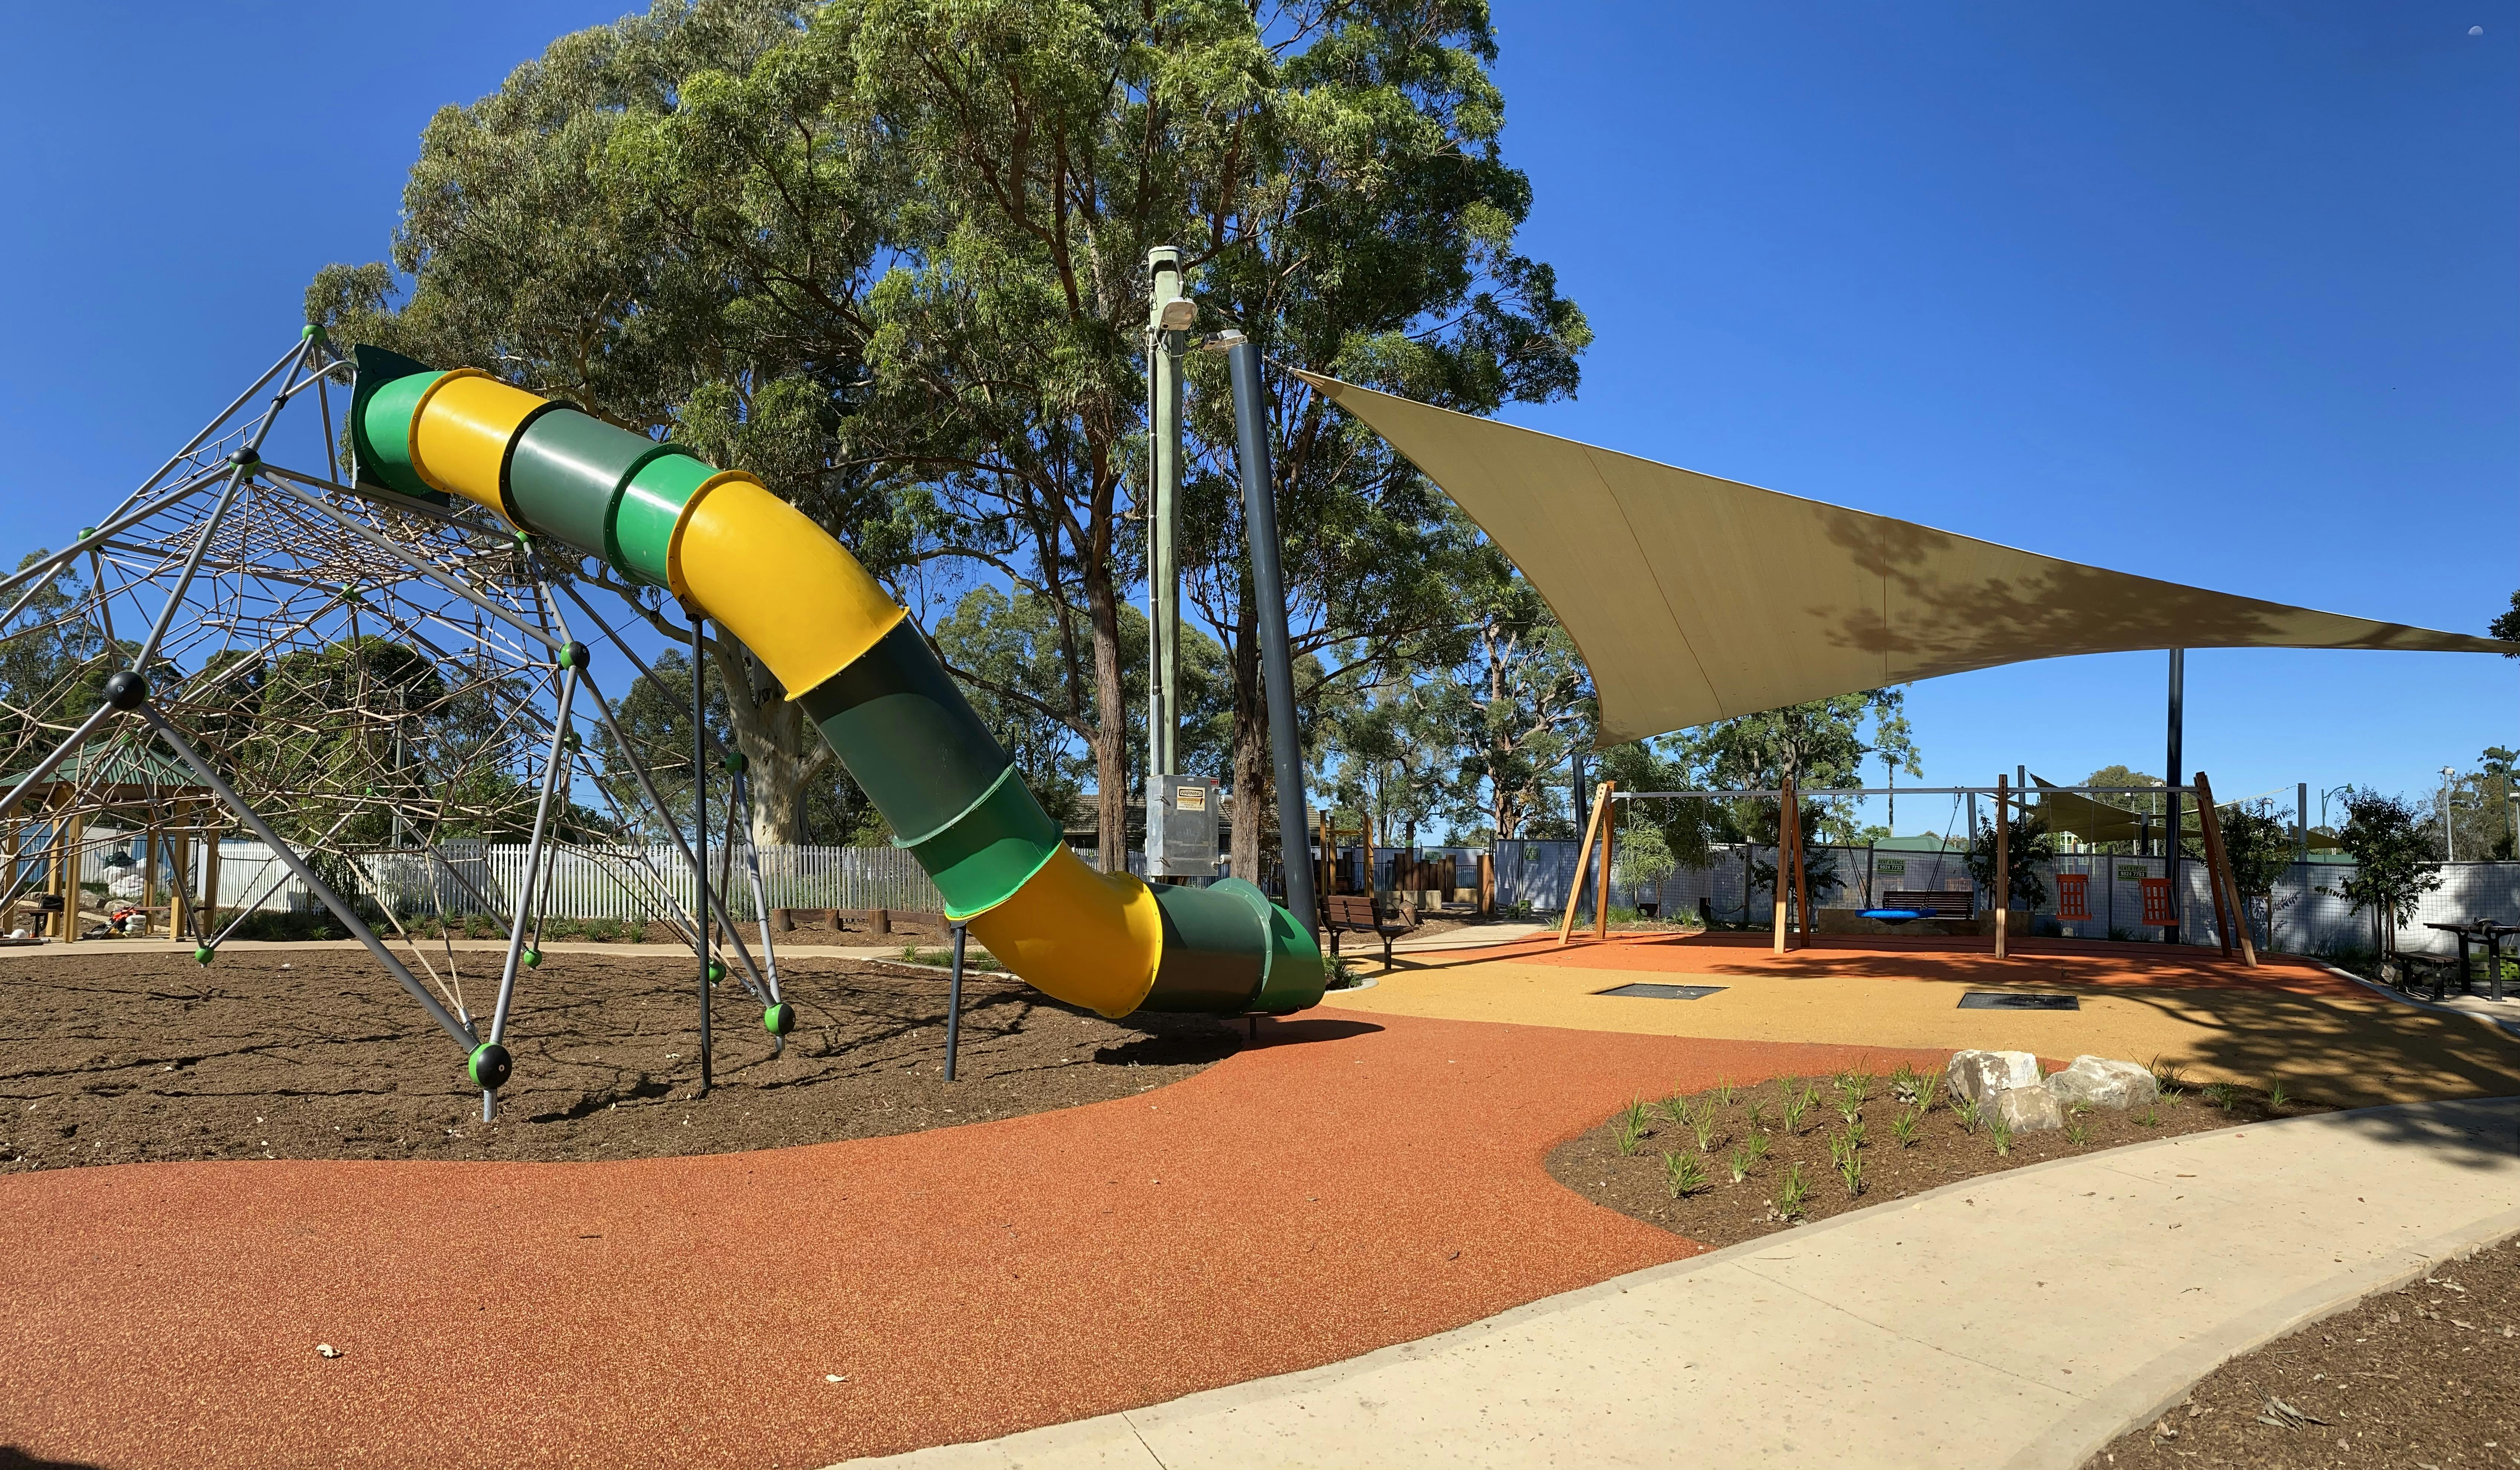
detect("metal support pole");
top-left (1223, 335), bottom-right (1318, 940)
top-left (483, 662), bottom-right (580, 1120)
top-left (690, 610), bottom-right (712, 1096)
top-left (2165, 648), bottom-right (2184, 944)
top-left (944, 921), bottom-right (967, 1083)
top-left (137, 700), bottom-right (473, 1049)
top-left (2297, 781), bottom-right (2310, 864)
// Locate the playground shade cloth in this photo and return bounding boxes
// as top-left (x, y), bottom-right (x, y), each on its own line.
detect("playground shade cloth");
top-left (1292, 372), bottom-right (2518, 745)
top-left (2028, 774), bottom-right (2345, 850)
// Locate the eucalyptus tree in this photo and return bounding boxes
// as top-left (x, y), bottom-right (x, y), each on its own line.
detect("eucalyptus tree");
top-left (313, 0), bottom-right (1583, 869)
top-left (1432, 559), bottom-right (1593, 841)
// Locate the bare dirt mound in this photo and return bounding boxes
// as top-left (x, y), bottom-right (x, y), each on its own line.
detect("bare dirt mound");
top-left (0, 948), bottom-right (1236, 1169)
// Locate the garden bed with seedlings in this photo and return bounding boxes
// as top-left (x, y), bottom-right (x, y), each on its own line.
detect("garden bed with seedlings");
top-left (1549, 1059), bottom-right (2326, 1248)
top-left (2086, 1233), bottom-right (2520, 1469)
top-left (0, 949), bottom-right (1235, 1171)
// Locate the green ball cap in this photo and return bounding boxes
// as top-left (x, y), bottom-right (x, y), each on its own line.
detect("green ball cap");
top-left (522, 947), bottom-right (542, 969)
top-left (706, 961), bottom-right (726, 984)
top-left (192, 945), bottom-right (215, 966)
top-left (467, 1042), bottom-right (513, 1090)
top-left (763, 1001), bottom-right (795, 1037)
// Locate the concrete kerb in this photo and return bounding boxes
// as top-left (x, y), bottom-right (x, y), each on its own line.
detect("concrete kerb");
top-left (837, 1097), bottom-right (2520, 1470)
top-left (2006, 1195), bottom-right (2520, 1470)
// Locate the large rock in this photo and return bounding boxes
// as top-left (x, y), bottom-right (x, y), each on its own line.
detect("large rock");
top-left (1995, 1084), bottom-right (2065, 1133)
top-left (2045, 1055), bottom-right (2159, 1112)
top-left (1946, 1049), bottom-right (2041, 1105)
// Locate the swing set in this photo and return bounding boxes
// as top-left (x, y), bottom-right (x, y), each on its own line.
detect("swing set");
top-left (1554, 771), bottom-right (2260, 967)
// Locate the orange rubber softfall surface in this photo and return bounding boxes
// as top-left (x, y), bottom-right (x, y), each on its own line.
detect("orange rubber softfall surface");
top-left (0, 1012), bottom-right (1928, 1470)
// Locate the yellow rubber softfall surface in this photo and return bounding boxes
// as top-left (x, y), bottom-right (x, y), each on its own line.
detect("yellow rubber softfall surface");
top-left (967, 844), bottom-right (1162, 1018)
top-left (670, 476), bottom-right (904, 692)
top-left (1326, 933), bottom-right (2520, 1108)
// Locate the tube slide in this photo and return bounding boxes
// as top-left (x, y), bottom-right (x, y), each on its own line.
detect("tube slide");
top-left (346, 347), bottom-right (1323, 1020)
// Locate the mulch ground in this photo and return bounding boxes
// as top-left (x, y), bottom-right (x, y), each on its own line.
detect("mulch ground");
top-left (2086, 1234), bottom-right (2520, 1469)
top-left (0, 949), bottom-right (1234, 1170)
top-left (1552, 1066), bottom-right (2325, 1248)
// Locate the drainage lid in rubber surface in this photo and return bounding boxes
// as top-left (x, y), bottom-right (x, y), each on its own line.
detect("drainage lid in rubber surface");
top-left (1596, 983), bottom-right (1727, 1000)
top-left (1957, 991), bottom-right (2079, 1010)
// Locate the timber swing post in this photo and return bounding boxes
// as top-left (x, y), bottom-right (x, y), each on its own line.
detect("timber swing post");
top-left (1557, 780), bottom-right (1613, 945)
top-left (2191, 772), bottom-right (2257, 967)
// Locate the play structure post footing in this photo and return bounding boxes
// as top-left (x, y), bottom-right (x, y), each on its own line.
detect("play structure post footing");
top-left (944, 921), bottom-right (967, 1083)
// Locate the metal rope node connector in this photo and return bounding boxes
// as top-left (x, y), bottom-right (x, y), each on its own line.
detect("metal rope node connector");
top-left (558, 640), bottom-right (590, 669)
top-left (99, 670), bottom-right (148, 710)
top-left (466, 1043), bottom-right (513, 1090)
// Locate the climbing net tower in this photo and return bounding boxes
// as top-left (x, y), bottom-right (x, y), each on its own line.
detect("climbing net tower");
top-left (0, 330), bottom-right (789, 1117)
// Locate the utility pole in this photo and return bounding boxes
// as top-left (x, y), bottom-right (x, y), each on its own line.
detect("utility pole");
top-left (2441, 766), bottom-right (2458, 861)
top-left (2165, 649), bottom-right (2183, 945)
top-left (1144, 246), bottom-right (1191, 781)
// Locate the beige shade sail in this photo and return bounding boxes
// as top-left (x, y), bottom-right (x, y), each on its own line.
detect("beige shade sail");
top-left (1295, 372), bottom-right (2517, 745)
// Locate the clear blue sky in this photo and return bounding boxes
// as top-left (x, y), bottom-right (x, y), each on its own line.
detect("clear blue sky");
top-left (2, 3), bottom-right (2510, 829)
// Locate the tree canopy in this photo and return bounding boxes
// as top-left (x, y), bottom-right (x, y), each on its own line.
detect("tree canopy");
top-left (312, 0), bottom-right (1587, 869)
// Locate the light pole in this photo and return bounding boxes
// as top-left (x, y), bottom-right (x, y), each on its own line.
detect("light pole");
top-left (2319, 784), bottom-right (2352, 835)
top-left (2441, 766), bottom-right (2458, 862)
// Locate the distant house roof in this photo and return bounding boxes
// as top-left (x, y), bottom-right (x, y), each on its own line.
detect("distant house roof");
top-left (3, 740), bottom-right (205, 792)
top-left (1870, 834), bottom-right (1968, 852)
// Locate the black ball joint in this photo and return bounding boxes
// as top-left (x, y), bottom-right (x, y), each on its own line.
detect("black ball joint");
top-left (100, 671), bottom-right (149, 710)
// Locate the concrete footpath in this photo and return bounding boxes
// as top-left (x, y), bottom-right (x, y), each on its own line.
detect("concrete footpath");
top-left (841, 1099), bottom-right (2520, 1470)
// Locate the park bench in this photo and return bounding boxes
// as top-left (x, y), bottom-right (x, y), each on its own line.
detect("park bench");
top-left (1323, 893), bottom-right (1418, 969)
top-left (1881, 889), bottom-right (1975, 920)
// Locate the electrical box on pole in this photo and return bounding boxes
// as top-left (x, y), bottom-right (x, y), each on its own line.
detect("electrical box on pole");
top-left (1145, 774), bottom-right (1220, 878)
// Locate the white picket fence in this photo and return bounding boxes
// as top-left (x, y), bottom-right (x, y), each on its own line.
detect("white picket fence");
top-left (177, 840), bottom-right (947, 921)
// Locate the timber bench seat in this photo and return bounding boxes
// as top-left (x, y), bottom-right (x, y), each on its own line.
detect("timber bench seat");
top-left (1323, 893), bottom-right (1417, 968)
top-left (1881, 889), bottom-right (1975, 921)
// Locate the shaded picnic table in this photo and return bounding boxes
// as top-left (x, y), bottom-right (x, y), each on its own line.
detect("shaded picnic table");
top-left (2419, 920), bottom-right (2520, 1002)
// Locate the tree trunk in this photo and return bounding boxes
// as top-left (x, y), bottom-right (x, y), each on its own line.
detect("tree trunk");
top-left (1083, 563), bottom-right (1129, 870)
top-left (710, 633), bottom-right (826, 848)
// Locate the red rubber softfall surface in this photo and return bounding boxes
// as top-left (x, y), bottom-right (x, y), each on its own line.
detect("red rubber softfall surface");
top-left (0, 1011), bottom-right (1932, 1469)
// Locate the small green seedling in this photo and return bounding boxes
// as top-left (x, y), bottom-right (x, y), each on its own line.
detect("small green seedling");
top-left (1728, 1141), bottom-right (1755, 1184)
top-left (1890, 1111), bottom-right (1922, 1149)
top-left (2203, 1082), bottom-right (2235, 1111)
top-left (2065, 1119), bottom-right (2091, 1146)
top-left (1746, 1101), bottom-right (1771, 1133)
top-left (1615, 1098), bottom-right (1651, 1155)
top-left (1712, 1077), bottom-right (1738, 1107)
top-left (2138, 1103), bottom-right (2161, 1128)
top-left (1837, 1146), bottom-right (1862, 1198)
top-left (1690, 1106), bottom-right (1720, 1154)
top-left (1988, 1111), bottom-right (2013, 1157)
top-left (1772, 1163), bottom-right (1810, 1220)
top-left (1952, 1095), bottom-right (1982, 1134)
top-left (1781, 1089), bottom-right (1812, 1135)
top-left (2265, 1079), bottom-right (2290, 1111)
top-left (1663, 1151), bottom-right (1707, 1198)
